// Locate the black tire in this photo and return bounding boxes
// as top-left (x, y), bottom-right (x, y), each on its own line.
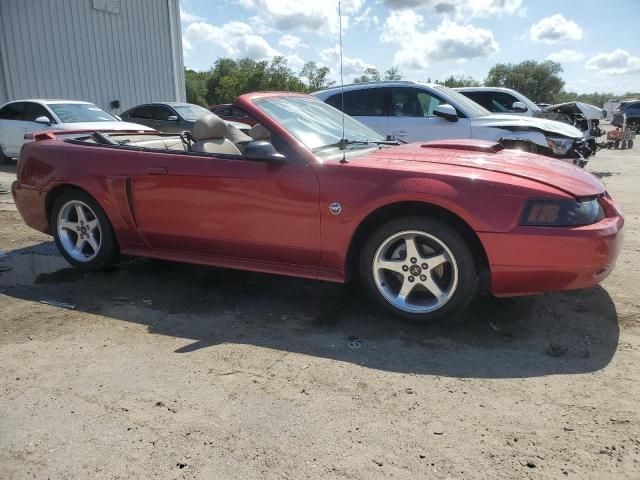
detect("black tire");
top-left (614, 140), bottom-right (620, 149)
top-left (0, 147), bottom-right (11, 165)
top-left (51, 190), bottom-right (119, 271)
top-left (359, 216), bottom-right (478, 323)
top-left (629, 140), bottom-right (634, 149)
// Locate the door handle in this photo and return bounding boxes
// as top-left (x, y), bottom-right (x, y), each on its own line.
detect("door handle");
top-left (146, 166), bottom-right (167, 175)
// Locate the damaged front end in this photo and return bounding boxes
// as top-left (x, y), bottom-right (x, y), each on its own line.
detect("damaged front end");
top-left (535, 102), bottom-right (605, 154)
top-left (495, 125), bottom-right (591, 167)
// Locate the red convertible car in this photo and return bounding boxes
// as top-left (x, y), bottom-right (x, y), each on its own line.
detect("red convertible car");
top-left (12, 92), bottom-right (623, 322)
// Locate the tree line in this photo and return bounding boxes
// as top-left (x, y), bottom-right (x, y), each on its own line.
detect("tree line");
top-left (186, 56), bottom-right (638, 108)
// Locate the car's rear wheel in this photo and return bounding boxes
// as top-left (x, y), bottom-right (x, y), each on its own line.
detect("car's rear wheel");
top-left (51, 190), bottom-right (119, 271)
top-left (359, 217), bottom-right (478, 323)
top-left (0, 147), bottom-right (11, 165)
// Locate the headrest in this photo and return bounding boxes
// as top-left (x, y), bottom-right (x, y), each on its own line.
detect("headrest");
top-left (249, 124), bottom-right (271, 141)
top-left (192, 114), bottom-right (228, 141)
top-left (226, 123), bottom-right (253, 144)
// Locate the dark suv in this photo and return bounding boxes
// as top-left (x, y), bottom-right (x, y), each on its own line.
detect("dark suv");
top-left (612, 101), bottom-right (640, 132)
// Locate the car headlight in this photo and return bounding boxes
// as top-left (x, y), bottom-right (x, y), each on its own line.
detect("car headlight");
top-left (521, 198), bottom-right (605, 226)
top-left (545, 136), bottom-right (573, 154)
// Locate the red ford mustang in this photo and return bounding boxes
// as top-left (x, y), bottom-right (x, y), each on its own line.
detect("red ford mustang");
top-left (12, 92), bottom-right (624, 322)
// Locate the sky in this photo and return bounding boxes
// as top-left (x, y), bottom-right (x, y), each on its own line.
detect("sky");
top-left (179, 0), bottom-right (640, 95)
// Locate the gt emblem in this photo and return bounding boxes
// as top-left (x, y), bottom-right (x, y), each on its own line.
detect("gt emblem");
top-left (329, 202), bottom-right (342, 215)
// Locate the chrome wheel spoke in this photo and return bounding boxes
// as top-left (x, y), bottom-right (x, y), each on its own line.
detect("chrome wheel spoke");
top-left (376, 259), bottom-right (405, 274)
top-left (73, 237), bottom-right (87, 257)
top-left (60, 219), bottom-right (78, 231)
top-left (87, 218), bottom-right (99, 230)
top-left (404, 236), bottom-right (421, 261)
top-left (75, 205), bottom-right (88, 224)
top-left (397, 278), bottom-right (416, 301)
top-left (86, 233), bottom-right (99, 252)
top-left (425, 253), bottom-right (448, 269)
top-left (423, 275), bottom-right (446, 301)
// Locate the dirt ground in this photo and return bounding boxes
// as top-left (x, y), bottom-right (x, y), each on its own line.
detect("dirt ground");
top-left (0, 142), bottom-right (639, 480)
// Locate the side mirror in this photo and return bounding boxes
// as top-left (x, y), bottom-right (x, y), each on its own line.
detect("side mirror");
top-left (244, 140), bottom-right (286, 163)
top-left (433, 104), bottom-right (458, 122)
top-left (512, 101), bottom-right (527, 112)
top-left (34, 116), bottom-right (52, 125)
top-left (167, 115), bottom-right (179, 121)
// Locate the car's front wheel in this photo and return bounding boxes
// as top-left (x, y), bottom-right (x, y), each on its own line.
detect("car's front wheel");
top-left (359, 217), bottom-right (478, 323)
top-left (51, 190), bottom-right (119, 271)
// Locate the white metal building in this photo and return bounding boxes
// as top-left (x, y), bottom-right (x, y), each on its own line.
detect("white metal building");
top-left (0, 0), bottom-right (185, 114)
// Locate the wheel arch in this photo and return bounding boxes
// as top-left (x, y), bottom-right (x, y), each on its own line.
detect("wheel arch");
top-left (45, 184), bottom-right (103, 229)
top-left (344, 201), bottom-right (490, 291)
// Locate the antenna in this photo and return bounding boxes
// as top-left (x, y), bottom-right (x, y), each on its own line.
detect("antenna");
top-left (338, 1), bottom-right (348, 163)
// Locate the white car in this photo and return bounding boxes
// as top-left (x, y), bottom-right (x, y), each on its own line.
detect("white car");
top-left (455, 87), bottom-right (605, 153)
top-left (0, 99), bottom-right (153, 164)
top-left (312, 81), bottom-right (590, 166)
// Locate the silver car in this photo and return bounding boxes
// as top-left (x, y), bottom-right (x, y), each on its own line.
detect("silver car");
top-left (120, 102), bottom-right (250, 134)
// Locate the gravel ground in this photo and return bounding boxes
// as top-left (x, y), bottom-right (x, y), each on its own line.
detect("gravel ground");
top-left (0, 143), bottom-right (638, 479)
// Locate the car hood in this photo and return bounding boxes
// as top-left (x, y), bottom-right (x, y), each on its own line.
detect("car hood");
top-left (471, 114), bottom-right (583, 139)
top-left (361, 140), bottom-right (604, 198)
top-left (58, 121), bottom-right (155, 131)
top-left (541, 102), bottom-right (603, 120)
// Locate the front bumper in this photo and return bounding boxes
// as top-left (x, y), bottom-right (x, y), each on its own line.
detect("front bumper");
top-left (479, 196), bottom-right (624, 296)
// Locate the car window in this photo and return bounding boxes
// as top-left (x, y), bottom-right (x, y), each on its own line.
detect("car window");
top-left (48, 103), bottom-right (117, 123)
top-left (390, 88), bottom-right (444, 117)
top-left (24, 103), bottom-right (53, 122)
top-left (153, 106), bottom-right (174, 121)
top-left (173, 104), bottom-right (212, 122)
top-left (253, 95), bottom-right (385, 151)
top-left (326, 88), bottom-right (388, 117)
top-left (127, 105), bottom-right (154, 119)
top-left (0, 102), bottom-right (27, 120)
top-left (459, 91), bottom-right (493, 110)
top-left (488, 92), bottom-right (521, 113)
top-left (629, 102), bottom-right (640, 110)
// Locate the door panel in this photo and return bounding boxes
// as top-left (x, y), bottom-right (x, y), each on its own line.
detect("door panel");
top-left (388, 87), bottom-right (471, 142)
top-left (0, 102), bottom-right (27, 157)
top-left (132, 152), bottom-right (321, 268)
top-left (325, 87), bottom-right (391, 137)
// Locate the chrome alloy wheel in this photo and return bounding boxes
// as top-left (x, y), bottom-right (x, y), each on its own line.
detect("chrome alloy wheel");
top-left (372, 230), bottom-right (459, 314)
top-left (57, 200), bottom-right (102, 262)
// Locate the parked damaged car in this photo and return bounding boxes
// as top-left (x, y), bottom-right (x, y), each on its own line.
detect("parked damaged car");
top-left (456, 87), bottom-right (605, 156)
top-left (313, 81), bottom-right (592, 167)
top-left (12, 92), bottom-right (623, 323)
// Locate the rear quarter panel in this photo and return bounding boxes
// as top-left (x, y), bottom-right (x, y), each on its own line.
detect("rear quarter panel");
top-left (18, 140), bottom-right (147, 246)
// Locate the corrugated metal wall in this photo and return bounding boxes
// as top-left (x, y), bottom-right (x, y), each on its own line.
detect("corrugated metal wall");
top-left (0, 0), bottom-right (186, 113)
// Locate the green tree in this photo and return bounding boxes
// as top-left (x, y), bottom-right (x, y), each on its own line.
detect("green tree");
top-left (435, 75), bottom-right (481, 88)
top-left (300, 61), bottom-right (334, 91)
top-left (485, 60), bottom-right (564, 103)
top-left (185, 69), bottom-right (211, 106)
top-left (384, 66), bottom-right (402, 81)
top-left (353, 67), bottom-right (381, 83)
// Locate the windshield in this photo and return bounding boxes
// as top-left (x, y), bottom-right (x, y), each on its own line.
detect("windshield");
top-left (252, 96), bottom-right (385, 150)
top-left (432, 85), bottom-right (493, 118)
top-left (48, 103), bottom-right (118, 123)
top-left (173, 104), bottom-right (212, 122)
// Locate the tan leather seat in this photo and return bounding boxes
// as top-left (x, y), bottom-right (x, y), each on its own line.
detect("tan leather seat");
top-left (192, 114), bottom-right (241, 155)
top-left (248, 124), bottom-right (271, 142)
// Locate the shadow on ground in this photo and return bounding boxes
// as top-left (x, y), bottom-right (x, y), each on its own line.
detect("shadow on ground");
top-left (0, 242), bottom-right (620, 378)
